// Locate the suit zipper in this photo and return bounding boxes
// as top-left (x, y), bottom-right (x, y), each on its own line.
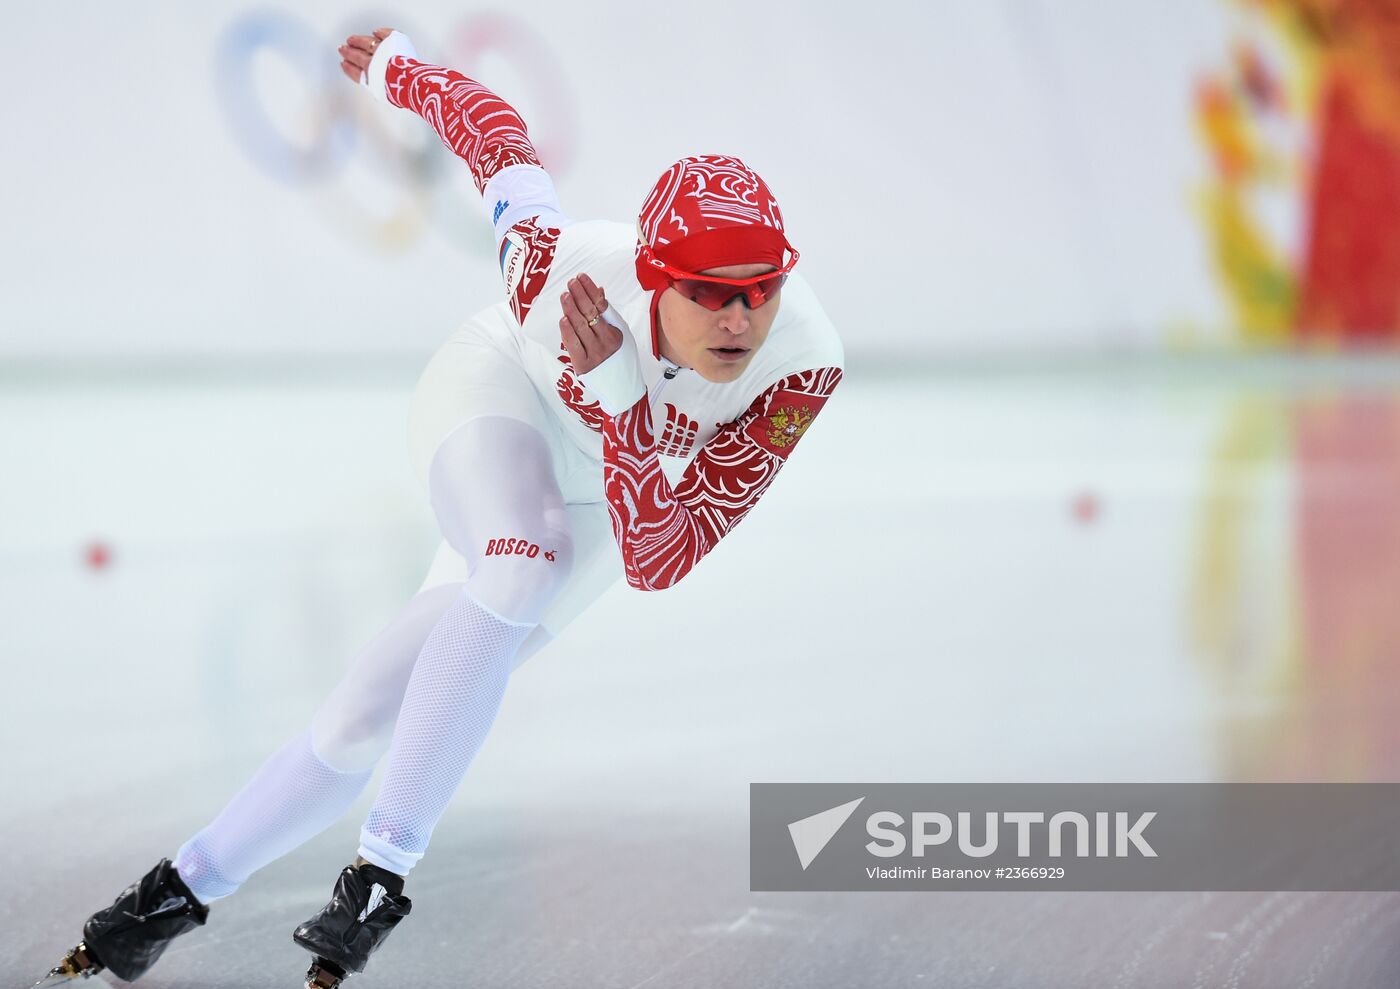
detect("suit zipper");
top-left (650, 363), bottom-right (682, 410)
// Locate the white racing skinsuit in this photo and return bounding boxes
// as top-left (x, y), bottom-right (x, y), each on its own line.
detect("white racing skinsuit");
top-left (171, 31), bottom-right (844, 895)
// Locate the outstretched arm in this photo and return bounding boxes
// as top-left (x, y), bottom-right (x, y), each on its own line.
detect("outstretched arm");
top-left (339, 29), bottom-right (543, 196)
top-left (340, 29), bottom-right (566, 324)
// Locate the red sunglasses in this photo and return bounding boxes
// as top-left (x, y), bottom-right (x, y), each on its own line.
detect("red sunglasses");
top-left (644, 249), bottom-right (799, 311)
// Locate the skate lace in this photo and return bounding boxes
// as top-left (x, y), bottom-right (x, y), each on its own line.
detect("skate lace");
top-left (113, 896), bottom-right (194, 933)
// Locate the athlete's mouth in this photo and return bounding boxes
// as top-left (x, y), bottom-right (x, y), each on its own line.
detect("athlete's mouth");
top-left (709, 346), bottom-right (750, 362)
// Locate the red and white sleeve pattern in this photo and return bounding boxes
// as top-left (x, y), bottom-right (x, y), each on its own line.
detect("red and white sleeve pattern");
top-left (383, 57), bottom-right (540, 194)
top-left (601, 367), bottom-right (843, 590)
top-left (377, 56), bottom-right (560, 323)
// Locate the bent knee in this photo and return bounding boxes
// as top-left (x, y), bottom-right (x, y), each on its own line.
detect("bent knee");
top-left (465, 536), bottom-right (574, 623)
top-left (311, 704), bottom-right (397, 774)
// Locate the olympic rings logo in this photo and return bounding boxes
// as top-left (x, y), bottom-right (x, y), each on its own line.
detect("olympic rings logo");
top-left (213, 9), bottom-right (579, 255)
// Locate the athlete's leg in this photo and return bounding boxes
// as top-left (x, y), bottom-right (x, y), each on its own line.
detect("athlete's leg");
top-left (309, 584), bottom-right (464, 773)
top-left (171, 584), bottom-right (460, 905)
top-left (412, 497), bottom-right (622, 672)
top-left (357, 415), bottom-right (575, 876)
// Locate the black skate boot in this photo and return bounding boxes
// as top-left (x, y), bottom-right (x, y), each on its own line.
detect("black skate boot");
top-left (293, 861), bottom-right (412, 988)
top-left (34, 857), bottom-right (210, 986)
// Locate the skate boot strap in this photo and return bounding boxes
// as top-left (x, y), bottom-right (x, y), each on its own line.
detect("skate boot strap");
top-left (163, 861), bottom-right (212, 923)
top-left (353, 862), bottom-right (405, 899)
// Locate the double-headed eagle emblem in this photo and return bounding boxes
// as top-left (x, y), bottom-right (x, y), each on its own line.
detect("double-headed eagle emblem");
top-left (765, 405), bottom-right (814, 448)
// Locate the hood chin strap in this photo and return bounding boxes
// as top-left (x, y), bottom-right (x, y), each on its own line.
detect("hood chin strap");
top-left (647, 288), bottom-right (688, 377)
top-left (648, 289), bottom-right (664, 361)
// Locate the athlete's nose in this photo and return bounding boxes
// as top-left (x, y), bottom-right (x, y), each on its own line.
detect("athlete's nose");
top-left (718, 297), bottom-right (751, 335)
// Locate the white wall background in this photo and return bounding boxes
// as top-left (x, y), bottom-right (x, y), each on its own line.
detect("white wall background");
top-left (1, 1), bottom-right (1246, 362)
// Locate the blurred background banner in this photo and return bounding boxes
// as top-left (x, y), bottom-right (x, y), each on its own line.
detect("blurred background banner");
top-left (13, 0), bottom-right (1397, 362)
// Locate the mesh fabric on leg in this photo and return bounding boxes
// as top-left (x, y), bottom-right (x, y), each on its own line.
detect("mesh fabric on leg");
top-left (173, 729), bottom-right (373, 904)
top-left (358, 591), bottom-right (533, 876)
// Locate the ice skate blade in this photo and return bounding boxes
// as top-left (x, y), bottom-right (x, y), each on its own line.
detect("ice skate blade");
top-left (33, 974), bottom-right (81, 989)
top-left (34, 943), bottom-right (104, 987)
top-left (304, 958), bottom-right (347, 989)
top-left (33, 975), bottom-right (112, 989)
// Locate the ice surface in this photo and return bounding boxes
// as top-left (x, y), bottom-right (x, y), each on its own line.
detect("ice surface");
top-left (5, 364), bottom-right (1400, 986)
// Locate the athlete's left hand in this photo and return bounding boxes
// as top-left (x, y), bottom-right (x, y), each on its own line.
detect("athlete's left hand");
top-left (559, 274), bottom-right (620, 374)
top-left (338, 27), bottom-right (394, 83)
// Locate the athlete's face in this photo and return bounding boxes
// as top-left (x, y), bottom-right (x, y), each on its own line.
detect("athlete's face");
top-left (656, 264), bottom-right (781, 382)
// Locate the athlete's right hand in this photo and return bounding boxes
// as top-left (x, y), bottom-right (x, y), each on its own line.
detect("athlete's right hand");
top-left (567, 275), bottom-right (648, 417)
top-left (560, 274), bottom-right (621, 375)
top-left (338, 28), bottom-right (394, 83)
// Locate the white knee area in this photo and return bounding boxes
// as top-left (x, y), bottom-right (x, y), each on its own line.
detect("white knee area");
top-left (310, 703), bottom-right (397, 776)
top-left (464, 533), bottom-right (574, 625)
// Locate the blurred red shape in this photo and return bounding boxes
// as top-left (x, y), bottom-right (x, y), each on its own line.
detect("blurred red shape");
top-left (84, 540), bottom-right (113, 571)
top-left (1072, 492), bottom-right (1100, 525)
